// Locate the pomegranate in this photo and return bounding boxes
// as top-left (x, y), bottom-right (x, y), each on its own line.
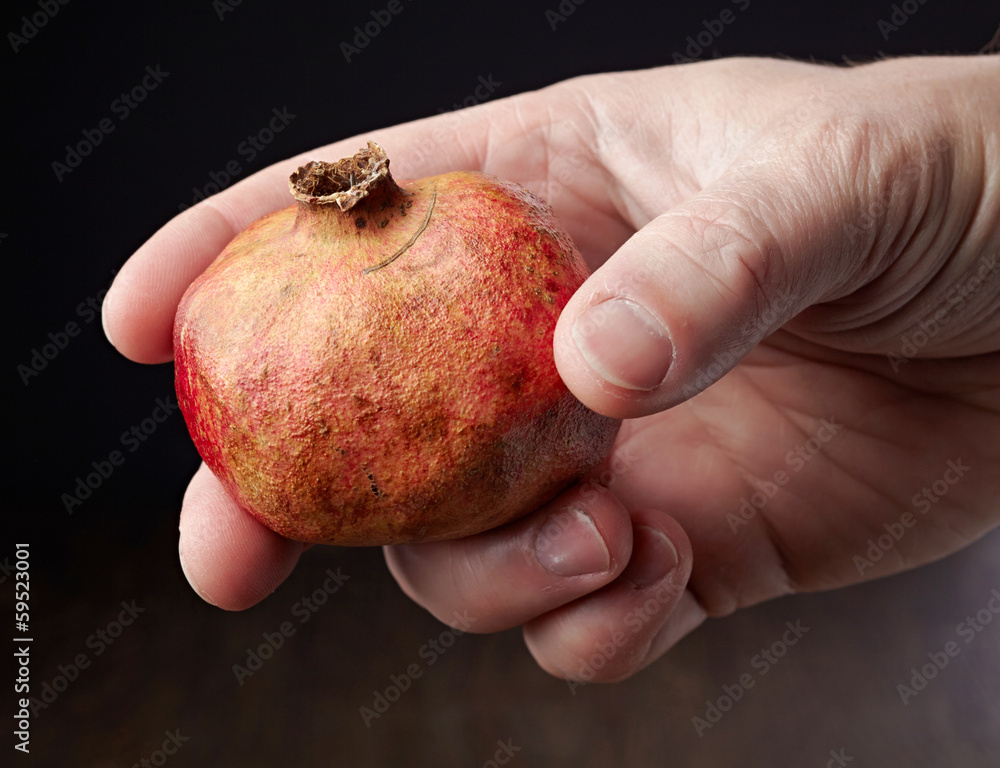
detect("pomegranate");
top-left (174, 142), bottom-right (619, 545)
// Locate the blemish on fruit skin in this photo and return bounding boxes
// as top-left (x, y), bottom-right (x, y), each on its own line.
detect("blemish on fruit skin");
top-left (365, 470), bottom-right (381, 498)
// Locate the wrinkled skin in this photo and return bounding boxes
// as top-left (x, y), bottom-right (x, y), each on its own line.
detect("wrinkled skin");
top-left (175, 164), bottom-right (618, 544)
top-left (104, 55), bottom-right (1000, 682)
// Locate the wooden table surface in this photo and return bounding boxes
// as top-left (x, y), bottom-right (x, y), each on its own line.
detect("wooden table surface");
top-left (23, 513), bottom-right (999, 767)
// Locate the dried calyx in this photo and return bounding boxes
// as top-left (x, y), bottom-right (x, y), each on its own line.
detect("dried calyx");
top-left (288, 141), bottom-right (403, 212)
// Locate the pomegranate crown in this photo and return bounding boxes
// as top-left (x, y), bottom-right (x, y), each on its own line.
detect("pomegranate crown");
top-left (288, 141), bottom-right (391, 212)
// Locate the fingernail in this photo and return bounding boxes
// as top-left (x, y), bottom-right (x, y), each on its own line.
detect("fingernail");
top-left (572, 299), bottom-right (673, 391)
top-left (536, 508), bottom-right (611, 577)
top-left (178, 539), bottom-right (218, 607)
top-left (622, 526), bottom-right (679, 588)
top-left (100, 294), bottom-right (115, 347)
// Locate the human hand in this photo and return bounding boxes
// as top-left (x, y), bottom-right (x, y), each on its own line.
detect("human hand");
top-left (103, 54), bottom-right (1000, 681)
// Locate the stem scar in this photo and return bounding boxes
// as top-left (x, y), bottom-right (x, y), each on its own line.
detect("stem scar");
top-left (362, 188), bottom-right (437, 275)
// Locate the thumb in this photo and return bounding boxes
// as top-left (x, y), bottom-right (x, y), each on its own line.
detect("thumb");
top-left (553, 142), bottom-right (884, 419)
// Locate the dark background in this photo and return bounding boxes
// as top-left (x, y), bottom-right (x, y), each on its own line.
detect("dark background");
top-left (5, 1), bottom-right (999, 766)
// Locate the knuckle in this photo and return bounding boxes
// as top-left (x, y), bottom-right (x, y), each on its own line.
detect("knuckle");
top-left (664, 196), bottom-right (787, 328)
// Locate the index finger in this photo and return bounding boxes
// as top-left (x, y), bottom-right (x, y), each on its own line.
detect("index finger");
top-left (101, 81), bottom-right (605, 364)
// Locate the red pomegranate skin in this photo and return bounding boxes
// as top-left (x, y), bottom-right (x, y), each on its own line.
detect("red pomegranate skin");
top-left (174, 148), bottom-right (620, 545)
